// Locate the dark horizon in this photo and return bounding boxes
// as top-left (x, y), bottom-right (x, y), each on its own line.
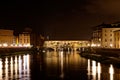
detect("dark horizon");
top-left (0, 1), bottom-right (120, 40)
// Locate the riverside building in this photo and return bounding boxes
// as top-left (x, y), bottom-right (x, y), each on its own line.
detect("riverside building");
top-left (91, 23), bottom-right (108, 47)
top-left (114, 30), bottom-right (120, 48)
top-left (0, 29), bottom-right (14, 47)
top-left (18, 32), bottom-right (30, 47)
top-left (91, 22), bottom-right (120, 48)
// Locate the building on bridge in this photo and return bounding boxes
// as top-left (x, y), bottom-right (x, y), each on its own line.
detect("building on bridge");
top-left (43, 40), bottom-right (90, 51)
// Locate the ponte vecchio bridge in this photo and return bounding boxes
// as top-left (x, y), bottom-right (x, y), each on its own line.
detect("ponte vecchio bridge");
top-left (43, 40), bottom-right (90, 51)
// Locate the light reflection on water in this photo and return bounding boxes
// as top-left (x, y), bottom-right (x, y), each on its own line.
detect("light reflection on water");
top-left (92, 60), bottom-right (97, 80)
top-left (98, 62), bottom-right (101, 80)
top-left (88, 59), bottom-right (101, 80)
top-left (109, 64), bottom-right (114, 80)
top-left (0, 54), bottom-right (30, 80)
top-left (60, 51), bottom-right (64, 78)
top-left (87, 59), bottom-right (118, 80)
top-left (0, 51), bottom-right (120, 80)
top-left (0, 59), bottom-right (2, 80)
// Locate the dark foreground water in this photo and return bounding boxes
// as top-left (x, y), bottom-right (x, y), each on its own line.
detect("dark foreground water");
top-left (0, 51), bottom-right (120, 80)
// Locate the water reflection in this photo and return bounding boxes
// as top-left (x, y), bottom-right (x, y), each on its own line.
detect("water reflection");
top-left (59, 51), bottom-right (64, 78)
top-left (92, 60), bottom-right (97, 80)
top-left (10, 57), bottom-right (13, 79)
top-left (5, 58), bottom-right (8, 80)
top-left (109, 64), bottom-right (114, 80)
top-left (87, 59), bottom-right (90, 80)
top-left (0, 54), bottom-right (30, 80)
top-left (0, 59), bottom-right (2, 80)
top-left (87, 59), bottom-right (117, 80)
top-left (97, 62), bottom-right (101, 80)
top-left (44, 51), bottom-right (87, 80)
top-left (88, 60), bottom-right (101, 80)
top-left (0, 51), bottom-right (120, 80)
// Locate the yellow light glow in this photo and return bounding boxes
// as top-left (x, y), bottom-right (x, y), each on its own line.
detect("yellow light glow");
top-left (10, 44), bottom-right (13, 47)
top-left (91, 44), bottom-right (96, 47)
top-left (19, 44), bottom-right (22, 47)
top-left (98, 44), bottom-right (101, 47)
top-left (15, 44), bottom-right (17, 47)
top-left (27, 43), bottom-right (30, 47)
top-left (110, 44), bottom-right (113, 47)
top-left (87, 59), bottom-right (91, 79)
top-left (92, 61), bottom-right (96, 80)
top-left (5, 58), bottom-right (8, 79)
top-left (87, 44), bottom-right (90, 46)
top-left (3, 43), bottom-right (8, 47)
top-left (91, 44), bottom-right (94, 47)
top-left (109, 64), bottom-right (114, 74)
top-left (0, 59), bottom-right (2, 79)
top-left (23, 44), bottom-right (30, 47)
top-left (97, 62), bottom-right (101, 80)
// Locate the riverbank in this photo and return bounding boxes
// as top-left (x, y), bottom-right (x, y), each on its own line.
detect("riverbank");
top-left (93, 48), bottom-right (120, 57)
top-left (80, 52), bottom-right (120, 68)
top-left (80, 47), bottom-right (120, 57)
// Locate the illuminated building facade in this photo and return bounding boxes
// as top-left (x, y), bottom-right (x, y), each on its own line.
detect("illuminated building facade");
top-left (18, 27), bottom-right (44, 48)
top-left (101, 28), bottom-right (120, 48)
top-left (91, 23), bottom-right (107, 47)
top-left (0, 29), bottom-right (14, 46)
top-left (92, 30), bottom-right (101, 47)
top-left (92, 22), bottom-right (120, 48)
top-left (18, 32), bottom-right (30, 47)
top-left (0, 27), bottom-right (44, 48)
top-left (114, 30), bottom-right (120, 48)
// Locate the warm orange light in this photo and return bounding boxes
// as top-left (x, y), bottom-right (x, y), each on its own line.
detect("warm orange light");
top-left (3, 43), bottom-right (8, 47)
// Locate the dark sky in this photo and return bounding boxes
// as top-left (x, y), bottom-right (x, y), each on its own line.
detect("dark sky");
top-left (0, 0), bottom-right (120, 40)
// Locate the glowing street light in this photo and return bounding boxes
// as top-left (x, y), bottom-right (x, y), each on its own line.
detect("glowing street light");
top-left (110, 44), bottom-right (113, 47)
top-left (91, 44), bottom-right (96, 47)
top-left (97, 44), bottom-right (101, 47)
top-left (87, 44), bottom-right (90, 47)
top-left (3, 43), bottom-right (8, 47)
top-left (10, 44), bottom-right (14, 47)
top-left (15, 44), bottom-right (18, 47)
top-left (19, 44), bottom-right (22, 47)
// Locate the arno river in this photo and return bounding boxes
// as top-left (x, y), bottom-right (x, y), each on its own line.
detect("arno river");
top-left (0, 51), bottom-right (120, 80)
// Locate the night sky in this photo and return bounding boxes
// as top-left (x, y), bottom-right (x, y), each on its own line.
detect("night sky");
top-left (0, 0), bottom-right (120, 40)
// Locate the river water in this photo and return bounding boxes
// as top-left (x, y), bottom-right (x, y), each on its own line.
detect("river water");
top-left (0, 51), bottom-right (120, 80)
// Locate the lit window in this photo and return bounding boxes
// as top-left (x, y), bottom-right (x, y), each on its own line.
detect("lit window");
top-left (99, 38), bottom-right (101, 41)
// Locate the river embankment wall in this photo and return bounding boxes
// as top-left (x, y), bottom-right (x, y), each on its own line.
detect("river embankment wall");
top-left (0, 47), bottom-right (32, 55)
top-left (92, 48), bottom-right (120, 57)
